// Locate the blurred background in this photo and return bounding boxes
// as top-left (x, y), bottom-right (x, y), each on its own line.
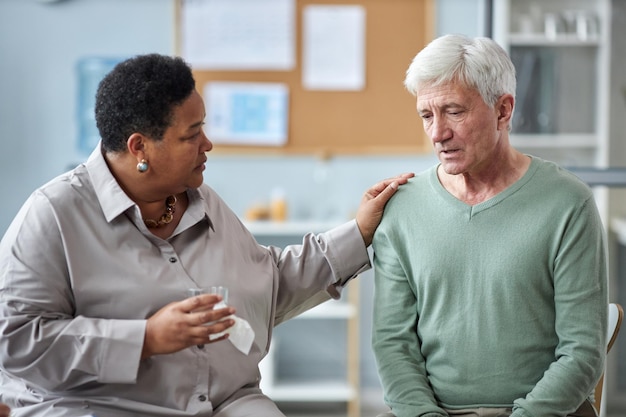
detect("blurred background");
top-left (1, 0), bottom-right (625, 416)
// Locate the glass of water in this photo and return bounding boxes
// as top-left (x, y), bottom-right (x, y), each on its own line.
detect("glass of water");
top-left (187, 286), bottom-right (228, 307)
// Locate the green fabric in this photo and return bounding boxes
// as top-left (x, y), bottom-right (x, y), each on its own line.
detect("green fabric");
top-left (372, 157), bottom-right (608, 417)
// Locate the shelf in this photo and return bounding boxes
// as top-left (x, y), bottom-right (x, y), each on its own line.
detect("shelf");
top-left (510, 133), bottom-right (597, 149)
top-left (566, 168), bottom-right (626, 187)
top-left (297, 301), bottom-right (356, 319)
top-left (508, 33), bottom-right (601, 46)
top-left (491, 0), bottom-right (611, 169)
top-left (242, 220), bottom-right (346, 236)
top-left (252, 226), bottom-right (361, 417)
top-left (264, 381), bottom-right (357, 402)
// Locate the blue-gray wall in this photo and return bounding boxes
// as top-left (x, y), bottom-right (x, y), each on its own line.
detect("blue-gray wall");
top-left (0, 0), bottom-right (175, 233)
top-left (0, 0), bottom-right (485, 235)
top-left (0, 0), bottom-right (483, 399)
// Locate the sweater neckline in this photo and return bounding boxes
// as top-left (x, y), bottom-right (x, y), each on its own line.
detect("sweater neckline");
top-left (429, 155), bottom-right (540, 217)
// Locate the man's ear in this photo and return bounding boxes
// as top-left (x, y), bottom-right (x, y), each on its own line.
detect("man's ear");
top-left (497, 93), bottom-right (515, 129)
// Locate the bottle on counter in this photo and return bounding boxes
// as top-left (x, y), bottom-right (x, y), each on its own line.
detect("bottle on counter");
top-left (270, 187), bottom-right (288, 222)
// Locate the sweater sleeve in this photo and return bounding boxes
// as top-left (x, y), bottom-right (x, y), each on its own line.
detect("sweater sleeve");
top-left (512, 196), bottom-right (608, 416)
top-left (372, 225), bottom-right (447, 417)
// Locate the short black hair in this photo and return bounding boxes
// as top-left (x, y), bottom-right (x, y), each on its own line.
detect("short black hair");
top-left (95, 54), bottom-right (196, 153)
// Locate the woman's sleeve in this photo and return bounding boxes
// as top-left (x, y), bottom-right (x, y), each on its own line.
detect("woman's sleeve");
top-left (0, 191), bottom-right (145, 392)
top-left (269, 220), bottom-right (371, 325)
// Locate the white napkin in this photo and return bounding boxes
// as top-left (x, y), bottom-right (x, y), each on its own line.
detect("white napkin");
top-left (209, 301), bottom-right (255, 355)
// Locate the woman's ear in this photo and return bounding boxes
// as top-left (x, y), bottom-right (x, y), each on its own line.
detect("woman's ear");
top-left (127, 133), bottom-right (146, 160)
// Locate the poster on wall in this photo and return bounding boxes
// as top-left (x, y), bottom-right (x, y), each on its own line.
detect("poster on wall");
top-left (76, 57), bottom-right (123, 155)
top-left (205, 81), bottom-right (289, 146)
top-left (181, 0), bottom-right (295, 70)
top-left (302, 5), bottom-right (366, 90)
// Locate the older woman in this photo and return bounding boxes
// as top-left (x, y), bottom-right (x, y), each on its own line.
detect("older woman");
top-left (0, 54), bottom-right (412, 417)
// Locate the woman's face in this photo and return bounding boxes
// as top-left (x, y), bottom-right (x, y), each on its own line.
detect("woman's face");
top-left (143, 90), bottom-right (212, 195)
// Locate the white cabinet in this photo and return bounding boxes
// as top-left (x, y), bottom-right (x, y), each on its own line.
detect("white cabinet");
top-left (246, 221), bottom-right (361, 417)
top-left (492, 0), bottom-right (611, 168)
top-left (493, 3), bottom-right (626, 414)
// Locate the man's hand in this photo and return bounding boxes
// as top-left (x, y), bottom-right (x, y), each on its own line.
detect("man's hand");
top-left (141, 294), bottom-right (236, 359)
top-left (356, 172), bottom-right (414, 246)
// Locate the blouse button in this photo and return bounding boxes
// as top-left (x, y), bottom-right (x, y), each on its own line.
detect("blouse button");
top-left (198, 394), bottom-right (207, 402)
top-left (169, 257), bottom-right (177, 263)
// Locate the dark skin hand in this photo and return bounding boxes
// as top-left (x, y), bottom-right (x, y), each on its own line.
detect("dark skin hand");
top-left (0, 403), bottom-right (10, 417)
top-left (356, 172), bottom-right (415, 246)
top-left (142, 294), bottom-right (236, 360)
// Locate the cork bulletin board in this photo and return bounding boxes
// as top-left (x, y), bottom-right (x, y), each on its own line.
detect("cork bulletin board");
top-left (175, 0), bottom-right (435, 155)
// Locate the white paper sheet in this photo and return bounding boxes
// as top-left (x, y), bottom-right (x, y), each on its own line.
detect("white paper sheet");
top-left (181, 0), bottom-right (295, 70)
top-left (205, 82), bottom-right (289, 146)
top-left (302, 5), bottom-right (366, 90)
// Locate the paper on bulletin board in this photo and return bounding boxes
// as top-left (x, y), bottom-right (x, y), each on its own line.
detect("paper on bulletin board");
top-left (205, 82), bottom-right (289, 146)
top-left (180, 0), bottom-right (295, 70)
top-left (302, 5), bottom-right (366, 91)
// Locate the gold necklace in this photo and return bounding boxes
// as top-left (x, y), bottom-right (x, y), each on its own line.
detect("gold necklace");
top-left (144, 195), bottom-right (177, 228)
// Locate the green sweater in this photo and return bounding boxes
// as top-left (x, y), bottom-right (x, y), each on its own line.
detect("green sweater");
top-left (372, 157), bottom-right (608, 417)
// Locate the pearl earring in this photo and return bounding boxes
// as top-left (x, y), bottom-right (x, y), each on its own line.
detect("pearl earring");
top-left (137, 159), bottom-right (149, 173)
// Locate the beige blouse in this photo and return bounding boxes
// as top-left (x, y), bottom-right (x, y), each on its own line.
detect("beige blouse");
top-left (0, 146), bottom-right (370, 416)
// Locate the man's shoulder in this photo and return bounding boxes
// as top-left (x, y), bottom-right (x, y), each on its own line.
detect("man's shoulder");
top-left (385, 167), bottom-right (435, 208)
top-left (531, 157), bottom-right (593, 200)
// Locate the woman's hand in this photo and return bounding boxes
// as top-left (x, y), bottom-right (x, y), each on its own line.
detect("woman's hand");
top-left (356, 172), bottom-right (414, 246)
top-left (141, 294), bottom-right (236, 359)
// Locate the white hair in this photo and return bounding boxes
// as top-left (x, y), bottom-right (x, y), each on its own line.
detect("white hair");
top-left (404, 34), bottom-right (516, 108)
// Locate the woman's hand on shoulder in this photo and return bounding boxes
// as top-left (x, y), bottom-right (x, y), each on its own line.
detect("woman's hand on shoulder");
top-left (356, 172), bottom-right (414, 246)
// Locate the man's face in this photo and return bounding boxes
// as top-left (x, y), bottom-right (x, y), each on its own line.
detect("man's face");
top-left (416, 82), bottom-right (507, 177)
